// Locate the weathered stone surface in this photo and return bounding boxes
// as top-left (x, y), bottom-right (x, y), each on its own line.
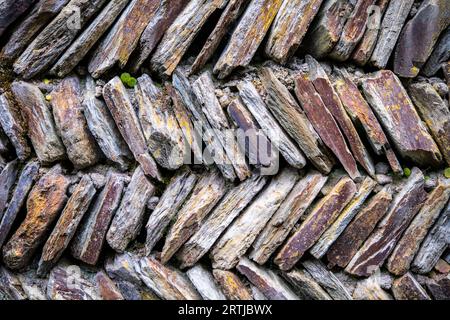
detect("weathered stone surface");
top-left (17, 269), bottom-right (47, 300)
top-left (250, 171), bottom-right (327, 265)
top-left (151, 0), bottom-right (227, 77)
top-left (0, 160), bottom-right (18, 223)
top-left (190, 0), bottom-right (248, 74)
top-left (259, 67), bottom-right (333, 173)
top-left (302, 259), bottom-right (353, 300)
top-left (370, 0), bottom-right (414, 68)
top-left (0, 265), bottom-right (27, 300)
top-left (0, 93), bottom-right (31, 160)
top-left (2, 0), bottom-right (70, 60)
top-left (238, 80), bottom-right (306, 169)
top-left (107, 166), bottom-right (155, 252)
top-left (394, 0), bottom-right (450, 78)
top-left (422, 28), bottom-right (450, 76)
top-left (412, 201), bottom-right (450, 274)
top-left (11, 81), bottom-right (66, 164)
top-left (265, 0), bottom-right (323, 64)
top-left (71, 172), bottom-right (126, 265)
top-left (212, 168), bottom-right (299, 269)
top-left (306, 56), bottom-right (374, 177)
top-left (346, 168), bottom-right (427, 277)
top-left (193, 72), bottom-right (251, 181)
top-left (38, 176), bottom-right (96, 275)
top-left (387, 180), bottom-right (450, 275)
top-left (213, 269), bottom-right (253, 300)
top-left (329, 0), bottom-right (377, 61)
top-left (14, 0), bottom-right (107, 79)
top-left (0, 0), bottom-right (35, 38)
top-left (51, 76), bottom-right (101, 169)
top-left (186, 265), bottom-right (226, 300)
top-left (310, 177), bottom-right (376, 259)
top-left (214, 0), bottom-right (283, 79)
top-left (2, 165), bottom-right (70, 270)
top-left (136, 256), bottom-right (201, 300)
top-left (362, 70), bottom-right (442, 166)
top-left (0, 160), bottom-right (39, 250)
top-left (425, 273), bottom-right (450, 300)
top-left (352, 271), bottom-right (393, 300)
top-left (105, 252), bottom-right (142, 285)
top-left (295, 72), bottom-right (359, 179)
top-left (178, 174), bottom-right (267, 268)
top-left (409, 82), bottom-right (450, 166)
top-left (392, 273), bottom-right (431, 300)
top-left (136, 74), bottom-right (186, 170)
top-left (145, 170), bottom-right (198, 255)
top-left (282, 268), bottom-right (332, 300)
top-left (161, 170), bottom-right (227, 264)
top-left (237, 257), bottom-right (299, 300)
top-left (327, 185), bottom-right (393, 268)
top-left (103, 77), bottom-right (162, 181)
top-left (333, 69), bottom-right (402, 173)
top-left (51, 0), bottom-right (129, 77)
top-left (304, 0), bottom-right (355, 58)
top-left (275, 176), bottom-right (356, 271)
top-left (95, 271), bottom-right (124, 300)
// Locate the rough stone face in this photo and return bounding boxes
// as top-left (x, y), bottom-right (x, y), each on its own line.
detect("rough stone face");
top-left (422, 27), bottom-right (450, 76)
top-left (95, 271), bottom-right (124, 300)
top-left (0, 265), bottom-right (27, 300)
top-left (394, 0), bottom-right (450, 78)
top-left (214, 0), bottom-right (284, 79)
top-left (275, 176), bottom-right (356, 271)
top-left (392, 273), bottom-right (431, 300)
top-left (186, 265), bottom-right (226, 300)
top-left (352, 271), bottom-right (393, 300)
top-left (213, 269), bottom-right (253, 300)
top-left (361, 70), bottom-right (442, 167)
top-left (282, 268), bottom-right (332, 300)
top-left (0, 0), bottom-right (35, 38)
top-left (51, 76), bottom-right (101, 169)
top-left (2, 165), bottom-right (70, 270)
top-left (11, 81), bottom-right (66, 165)
top-left (0, 160), bottom-right (19, 223)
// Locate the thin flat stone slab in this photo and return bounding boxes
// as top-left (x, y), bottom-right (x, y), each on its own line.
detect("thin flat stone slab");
top-left (346, 167), bottom-right (427, 277)
top-left (214, 0), bottom-right (284, 79)
top-left (392, 273), bottom-right (431, 300)
top-left (387, 180), bottom-right (450, 275)
top-left (103, 77), bottom-right (162, 181)
top-left (412, 201), bottom-right (450, 274)
top-left (237, 257), bottom-right (299, 300)
top-left (190, 0), bottom-right (248, 74)
top-left (250, 171), bottom-right (327, 265)
top-left (369, 0), bottom-right (414, 69)
top-left (211, 168), bottom-right (299, 270)
top-left (151, 0), bottom-right (228, 77)
top-left (0, 0), bottom-right (35, 37)
top-left (2, 165), bottom-right (70, 270)
top-left (1, 0), bottom-right (70, 60)
top-left (11, 81), bottom-right (66, 165)
top-left (352, 271), bottom-right (393, 300)
top-left (213, 269), bottom-right (253, 300)
top-left (13, 0), bottom-right (107, 79)
top-left (310, 176), bottom-right (377, 259)
top-left (161, 169), bottom-right (227, 264)
top-left (17, 269), bottom-right (48, 300)
top-left (259, 67), bottom-right (333, 173)
top-left (238, 80), bottom-right (306, 169)
top-left (409, 82), bottom-right (450, 166)
top-left (265, 0), bottom-right (324, 64)
top-left (332, 69), bottom-right (402, 174)
top-left (71, 172), bottom-right (126, 265)
top-left (178, 174), bottom-right (267, 268)
top-left (0, 160), bottom-right (40, 250)
top-left (136, 74), bottom-right (186, 170)
top-left (326, 185), bottom-right (393, 268)
top-left (361, 70), bottom-right (442, 166)
top-left (393, 0), bottom-right (450, 78)
top-left (107, 166), bottom-right (155, 252)
top-left (0, 93), bottom-right (31, 160)
top-left (186, 265), bottom-right (226, 300)
top-left (422, 27), bottom-right (450, 76)
top-left (37, 176), bottom-right (96, 276)
top-left (0, 265), bottom-right (27, 300)
top-left (136, 256), bottom-right (201, 300)
top-left (145, 170), bottom-right (198, 255)
top-left (51, 76), bottom-right (101, 169)
top-left (0, 160), bottom-right (19, 223)
top-left (95, 271), bottom-right (124, 300)
top-left (282, 268), bottom-right (332, 300)
top-left (275, 176), bottom-right (357, 271)
top-left (294, 72), bottom-right (358, 179)
top-left (306, 56), bottom-right (374, 177)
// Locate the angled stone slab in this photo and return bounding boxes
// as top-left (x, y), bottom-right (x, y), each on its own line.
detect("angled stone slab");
top-left (422, 27), bottom-right (450, 76)
top-left (346, 168), bottom-right (427, 277)
top-left (361, 70), bottom-right (442, 166)
top-left (392, 273), bottom-right (431, 300)
top-left (214, 0), bottom-right (283, 79)
top-left (0, 160), bottom-right (19, 223)
top-left (95, 271), bottom-right (124, 300)
top-left (352, 271), bottom-right (393, 300)
top-left (0, 0), bottom-right (35, 37)
top-left (282, 268), bottom-right (332, 300)
top-left (186, 265), bottom-right (226, 300)
top-left (275, 176), bottom-right (356, 271)
top-left (0, 265), bottom-right (27, 300)
top-left (213, 269), bottom-right (253, 300)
